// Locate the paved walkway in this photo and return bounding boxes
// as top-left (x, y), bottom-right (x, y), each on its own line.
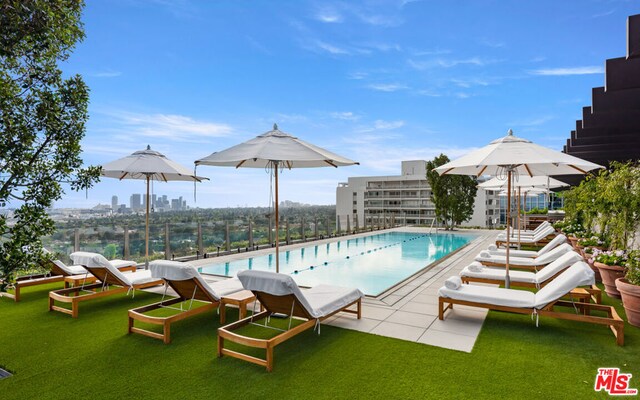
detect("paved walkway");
top-left (182, 227), bottom-right (499, 353)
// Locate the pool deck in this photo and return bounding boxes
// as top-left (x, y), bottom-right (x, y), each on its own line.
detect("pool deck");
top-left (184, 227), bottom-right (499, 353)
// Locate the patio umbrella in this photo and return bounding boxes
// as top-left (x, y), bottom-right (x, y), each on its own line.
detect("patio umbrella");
top-left (435, 129), bottom-right (602, 288)
top-left (101, 145), bottom-right (208, 265)
top-left (480, 176), bottom-right (569, 243)
top-left (195, 124), bottom-right (358, 273)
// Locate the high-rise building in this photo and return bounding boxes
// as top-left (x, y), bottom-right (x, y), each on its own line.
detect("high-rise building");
top-left (111, 195), bottom-right (118, 211)
top-left (336, 160), bottom-right (500, 228)
top-left (130, 194), bottom-right (141, 211)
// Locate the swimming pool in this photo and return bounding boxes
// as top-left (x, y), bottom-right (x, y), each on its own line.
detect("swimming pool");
top-left (198, 231), bottom-right (476, 295)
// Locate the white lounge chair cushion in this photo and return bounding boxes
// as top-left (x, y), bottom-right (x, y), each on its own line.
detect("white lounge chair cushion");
top-left (475, 243), bottom-right (572, 266)
top-left (237, 270), bottom-right (363, 319)
top-left (488, 234), bottom-right (567, 258)
top-left (460, 266), bottom-right (538, 283)
top-left (53, 260), bottom-right (86, 275)
top-left (499, 221), bottom-right (550, 236)
top-left (439, 284), bottom-right (535, 308)
top-left (442, 262), bottom-right (595, 309)
top-left (149, 260), bottom-right (243, 300)
top-left (71, 251), bottom-right (150, 288)
top-left (496, 225), bottom-right (555, 242)
top-left (462, 252), bottom-right (583, 284)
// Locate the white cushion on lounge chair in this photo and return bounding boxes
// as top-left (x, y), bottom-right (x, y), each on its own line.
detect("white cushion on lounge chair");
top-left (475, 243), bottom-right (572, 266)
top-left (70, 251), bottom-right (155, 287)
top-left (441, 262), bottom-right (595, 309)
top-left (461, 266), bottom-right (539, 283)
top-left (439, 284), bottom-right (535, 308)
top-left (533, 262), bottom-right (594, 308)
top-left (52, 260), bottom-right (86, 275)
top-left (488, 235), bottom-right (567, 258)
top-left (499, 221), bottom-right (550, 237)
top-left (237, 270), bottom-right (363, 318)
top-left (461, 252), bottom-right (583, 284)
top-left (496, 225), bottom-right (555, 242)
top-left (149, 260), bottom-right (243, 300)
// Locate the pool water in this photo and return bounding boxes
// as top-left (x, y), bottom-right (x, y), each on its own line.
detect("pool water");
top-left (198, 231), bottom-right (476, 295)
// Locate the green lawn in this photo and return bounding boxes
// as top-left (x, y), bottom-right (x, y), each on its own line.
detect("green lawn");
top-left (0, 283), bottom-right (638, 399)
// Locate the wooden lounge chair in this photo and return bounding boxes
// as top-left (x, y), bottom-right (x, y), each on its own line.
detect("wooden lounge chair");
top-left (217, 270), bottom-right (364, 372)
top-left (439, 262), bottom-right (624, 345)
top-left (495, 224), bottom-right (556, 247)
top-left (6, 250), bottom-right (135, 302)
top-left (475, 243), bottom-right (573, 271)
top-left (498, 221), bottom-right (552, 237)
top-left (487, 234), bottom-right (567, 259)
top-left (128, 260), bottom-right (246, 344)
top-left (49, 252), bottom-right (161, 318)
top-left (461, 253), bottom-right (602, 303)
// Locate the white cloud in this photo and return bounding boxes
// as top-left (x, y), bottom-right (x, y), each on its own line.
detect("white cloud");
top-left (348, 71), bottom-right (368, 80)
top-left (314, 7), bottom-right (343, 23)
top-left (507, 115), bottom-right (555, 127)
top-left (450, 78), bottom-right (491, 88)
top-left (529, 66), bottom-right (604, 76)
top-left (478, 38), bottom-right (505, 48)
top-left (330, 112), bottom-right (360, 121)
top-left (366, 83), bottom-right (408, 92)
top-left (356, 119), bottom-right (405, 133)
top-left (408, 57), bottom-right (500, 70)
top-left (314, 40), bottom-right (350, 55)
top-left (592, 9), bottom-right (616, 18)
top-left (96, 110), bottom-right (233, 143)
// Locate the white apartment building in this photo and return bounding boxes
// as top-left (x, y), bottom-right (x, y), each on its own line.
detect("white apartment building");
top-left (336, 160), bottom-right (501, 229)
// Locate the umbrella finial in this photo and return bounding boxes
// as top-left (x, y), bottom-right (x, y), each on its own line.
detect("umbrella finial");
top-left (273, 123), bottom-right (278, 131)
top-left (146, 145), bottom-right (151, 150)
top-left (507, 129), bottom-right (513, 136)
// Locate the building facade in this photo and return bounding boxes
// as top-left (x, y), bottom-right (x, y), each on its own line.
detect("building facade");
top-left (336, 160), bottom-right (500, 229)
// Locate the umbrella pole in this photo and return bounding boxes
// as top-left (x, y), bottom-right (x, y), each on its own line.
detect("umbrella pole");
top-left (274, 163), bottom-right (280, 273)
top-left (505, 170), bottom-right (511, 289)
top-left (145, 175), bottom-right (150, 268)
top-left (517, 186), bottom-right (521, 250)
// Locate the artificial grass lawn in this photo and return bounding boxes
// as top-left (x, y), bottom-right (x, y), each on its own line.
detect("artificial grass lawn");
top-left (0, 283), bottom-right (638, 399)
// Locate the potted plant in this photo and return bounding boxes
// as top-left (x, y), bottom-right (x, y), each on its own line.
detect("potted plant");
top-left (582, 247), bottom-right (601, 283)
top-left (593, 249), bottom-right (629, 298)
top-left (615, 251), bottom-right (640, 327)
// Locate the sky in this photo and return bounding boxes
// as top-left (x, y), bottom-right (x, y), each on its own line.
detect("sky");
top-left (52, 0), bottom-right (638, 209)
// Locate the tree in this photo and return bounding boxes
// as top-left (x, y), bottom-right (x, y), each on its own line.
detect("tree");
top-left (426, 154), bottom-right (478, 230)
top-left (0, 0), bottom-right (100, 294)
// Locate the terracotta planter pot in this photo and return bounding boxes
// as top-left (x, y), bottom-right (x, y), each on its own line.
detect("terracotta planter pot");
top-left (594, 262), bottom-right (625, 298)
top-left (568, 236), bottom-right (579, 249)
top-left (586, 257), bottom-right (602, 283)
top-left (616, 278), bottom-right (640, 327)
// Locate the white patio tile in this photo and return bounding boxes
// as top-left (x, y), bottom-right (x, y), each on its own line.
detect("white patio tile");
top-left (399, 301), bottom-right (439, 316)
top-left (428, 316), bottom-right (484, 337)
top-left (361, 305), bottom-right (395, 320)
top-left (385, 310), bottom-right (437, 328)
top-left (326, 316), bottom-right (380, 333)
top-left (370, 321), bottom-right (425, 342)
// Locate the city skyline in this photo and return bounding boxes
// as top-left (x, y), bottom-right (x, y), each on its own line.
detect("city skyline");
top-left (44, 1), bottom-right (639, 209)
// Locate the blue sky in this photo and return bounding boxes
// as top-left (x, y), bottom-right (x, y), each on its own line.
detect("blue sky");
top-left (56, 0), bottom-right (637, 208)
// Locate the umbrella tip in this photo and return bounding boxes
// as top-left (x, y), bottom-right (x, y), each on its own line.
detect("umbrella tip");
top-left (146, 144), bottom-right (151, 150)
top-left (273, 123), bottom-right (278, 130)
top-left (507, 129), bottom-right (513, 136)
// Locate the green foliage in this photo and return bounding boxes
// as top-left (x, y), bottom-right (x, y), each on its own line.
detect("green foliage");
top-left (425, 154), bottom-right (478, 230)
top-left (626, 251), bottom-right (640, 286)
top-left (0, 0), bottom-right (99, 291)
top-left (563, 162), bottom-right (640, 250)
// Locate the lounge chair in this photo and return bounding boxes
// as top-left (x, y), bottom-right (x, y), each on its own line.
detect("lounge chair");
top-left (499, 221), bottom-right (551, 237)
top-left (439, 262), bottom-right (624, 345)
top-left (217, 270), bottom-right (364, 372)
top-left (128, 260), bottom-right (245, 344)
top-left (8, 250), bottom-right (135, 302)
top-left (49, 252), bottom-right (162, 318)
top-left (495, 224), bottom-right (556, 247)
top-left (461, 252), bottom-right (601, 303)
top-left (487, 234), bottom-right (567, 258)
top-left (475, 243), bottom-right (574, 271)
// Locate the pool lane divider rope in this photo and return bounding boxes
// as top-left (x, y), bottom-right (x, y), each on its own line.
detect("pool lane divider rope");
top-left (291, 234), bottom-right (431, 275)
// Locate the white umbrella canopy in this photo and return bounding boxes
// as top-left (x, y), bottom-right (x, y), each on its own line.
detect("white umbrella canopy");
top-left (101, 145), bottom-right (208, 265)
top-left (195, 124), bottom-right (359, 273)
top-left (479, 176), bottom-right (568, 190)
top-left (435, 129), bottom-right (603, 288)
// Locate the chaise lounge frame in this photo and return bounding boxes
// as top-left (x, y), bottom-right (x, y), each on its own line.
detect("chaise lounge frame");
top-left (48, 265), bottom-right (161, 318)
top-left (218, 291), bottom-right (361, 372)
top-left (128, 278), bottom-right (235, 344)
top-left (438, 296), bottom-right (624, 346)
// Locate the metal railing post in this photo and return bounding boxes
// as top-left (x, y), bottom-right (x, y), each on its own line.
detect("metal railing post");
top-left (164, 223), bottom-right (170, 260)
